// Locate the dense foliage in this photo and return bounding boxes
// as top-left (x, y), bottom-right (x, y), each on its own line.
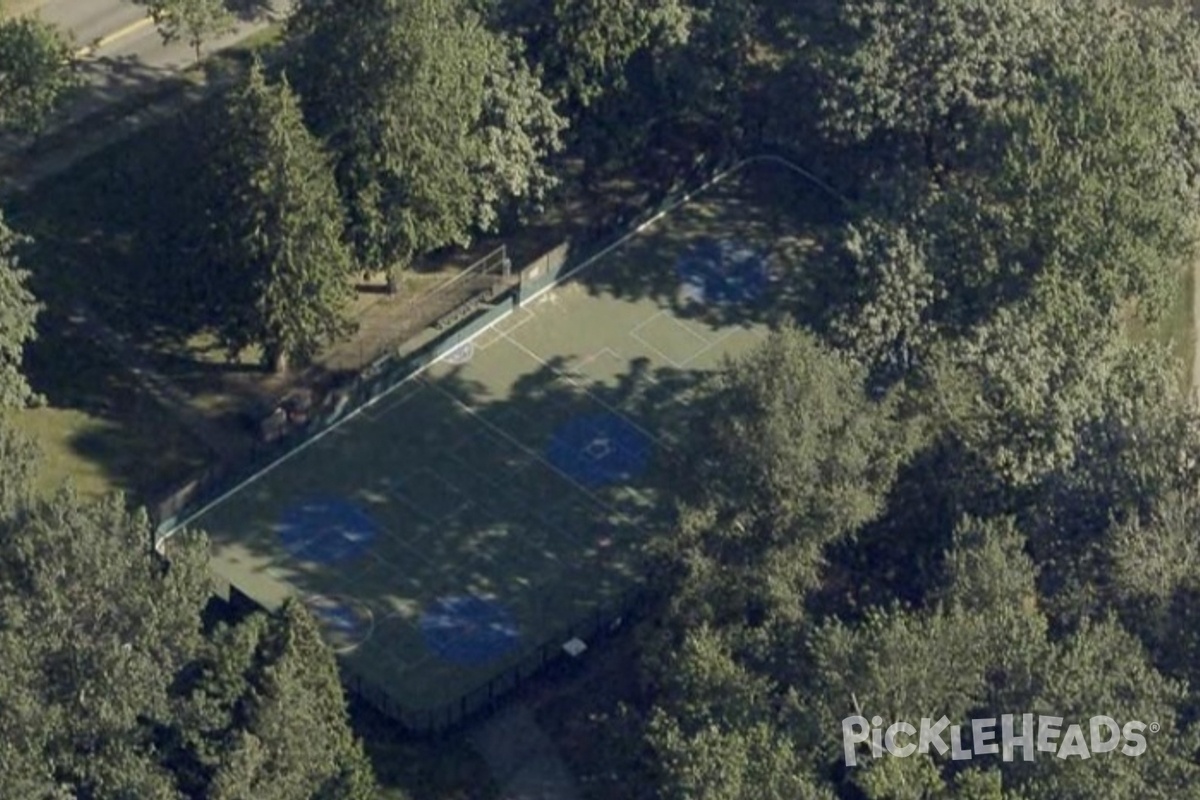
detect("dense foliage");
top-left (0, 8), bottom-right (77, 133)
top-left (201, 59), bottom-right (355, 373)
top-left (4, 0), bottom-right (1200, 796)
top-left (288, 0), bottom-right (564, 289)
top-left (0, 474), bottom-right (378, 798)
top-left (630, 1), bottom-right (1200, 798)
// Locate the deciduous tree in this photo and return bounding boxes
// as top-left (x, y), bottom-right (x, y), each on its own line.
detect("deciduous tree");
top-left (134, 0), bottom-right (235, 59)
top-left (289, 0), bottom-right (564, 290)
top-left (0, 10), bottom-right (76, 133)
top-left (658, 326), bottom-right (920, 637)
top-left (0, 492), bottom-right (212, 798)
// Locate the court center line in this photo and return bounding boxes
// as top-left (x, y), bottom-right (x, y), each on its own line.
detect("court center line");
top-left (495, 330), bottom-right (673, 450)
top-left (674, 326), bottom-right (742, 368)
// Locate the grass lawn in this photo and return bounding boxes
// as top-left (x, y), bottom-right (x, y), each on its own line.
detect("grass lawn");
top-left (12, 316), bottom-right (213, 502)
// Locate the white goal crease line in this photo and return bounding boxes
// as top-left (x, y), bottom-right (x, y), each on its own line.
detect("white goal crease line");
top-left (419, 379), bottom-right (620, 517)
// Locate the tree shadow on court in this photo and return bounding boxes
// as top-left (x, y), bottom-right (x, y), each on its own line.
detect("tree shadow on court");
top-left (560, 158), bottom-right (850, 334)
top-left (187, 345), bottom-right (726, 719)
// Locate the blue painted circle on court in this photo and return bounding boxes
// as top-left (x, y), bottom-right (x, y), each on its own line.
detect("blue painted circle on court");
top-left (305, 595), bottom-right (374, 653)
top-left (546, 412), bottom-right (652, 489)
top-left (310, 600), bottom-right (361, 633)
top-left (676, 237), bottom-right (770, 305)
top-left (277, 498), bottom-right (379, 564)
top-left (420, 595), bottom-right (521, 666)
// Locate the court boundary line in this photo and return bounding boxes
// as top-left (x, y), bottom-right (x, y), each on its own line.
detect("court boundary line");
top-left (518, 154), bottom-right (848, 310)
top-left (390, 466), bottom-right (473, 525)
top-left (157, 309), bottom-right (519, 545)
top-left (158, 153), bottom-right (831, 548)
top-left (571, 347), bottom-right (658, 385)
top-left (628, 310), bottom-right (711, 371)
top-left (671, 320), bottom-right (743, 368)
top-left (496, 331), bottom-right (672, 450)
top-left (360, 378), bottom-right (430, 422)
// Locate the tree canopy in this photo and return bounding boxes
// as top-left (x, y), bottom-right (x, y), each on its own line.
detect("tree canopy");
top-left (201, 59), bottom-right (355, 373)
top-left (0, 10), bottom-right (77, 133)
top-left (134, 0), bottom-right (236, 59)
top-left (631, 2), bottom-right (1200, 797)
top-left (288, 0), bottom-right (564, 287)
top-left (0, 485), bottom-right (379, 798)
top-left (0, 213), bottom-right (41, 409)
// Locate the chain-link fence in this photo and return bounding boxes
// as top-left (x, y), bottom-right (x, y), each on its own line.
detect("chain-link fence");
top-left (343, 584), bottom-right (653, 734)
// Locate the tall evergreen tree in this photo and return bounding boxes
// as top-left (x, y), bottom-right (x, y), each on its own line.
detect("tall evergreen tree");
top-left (204, 58), bottom-right (355, 373)
top-left (0, 213), bottom-right (41, 409)
top-left (179, 602), bottom-right (376, 800)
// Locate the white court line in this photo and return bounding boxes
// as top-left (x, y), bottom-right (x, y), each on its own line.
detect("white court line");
top-left (420, 379), bottom-right (620, 516)
top-left (390, 468), bottom-right (473, 524)
top-left (360, 379), bottom-right (430, 422)
top-left (365, 523), bottom-right (441, 572)
top-left (159, 153), bottom-right (833, 548)
top-left (674, 326), bottom-right (740, 368)
top-left (497, 330), bottom-right (672, 449)
top-left (628, 310), bottom-right (705, 371)
top-left (571, 346), bottom-right (649, 384)
top-left (157, 306), bottom-right (519, 545)
top-left (517, 154), bottom-right (847, 311)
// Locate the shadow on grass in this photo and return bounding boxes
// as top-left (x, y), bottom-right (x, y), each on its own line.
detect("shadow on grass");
top-left (19, 312), bottom-right (214, 501)
top-left (8, 106), bottom-right (214, 349)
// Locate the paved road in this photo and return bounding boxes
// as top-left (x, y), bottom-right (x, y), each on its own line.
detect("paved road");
top-left (9, 0), bottom-right (281, 67)
top-left (37, 0), bottom-right (147, 54)
top-left (0, 0), bottom-right (285, 165)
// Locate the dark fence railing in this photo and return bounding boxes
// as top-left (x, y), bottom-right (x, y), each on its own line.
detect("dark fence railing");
top-left (343, 583), bottom-right (654, 734)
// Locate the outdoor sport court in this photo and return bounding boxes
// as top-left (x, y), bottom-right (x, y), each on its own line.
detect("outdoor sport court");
top-left (172, 158), bottom-right (828, 719)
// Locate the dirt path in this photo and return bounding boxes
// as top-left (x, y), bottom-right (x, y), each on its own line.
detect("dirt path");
top-left (470, 705), bottom-right (582, 800)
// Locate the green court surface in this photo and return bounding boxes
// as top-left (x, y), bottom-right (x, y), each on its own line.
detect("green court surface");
top-left (177, 158), bottom-right (831, 720)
